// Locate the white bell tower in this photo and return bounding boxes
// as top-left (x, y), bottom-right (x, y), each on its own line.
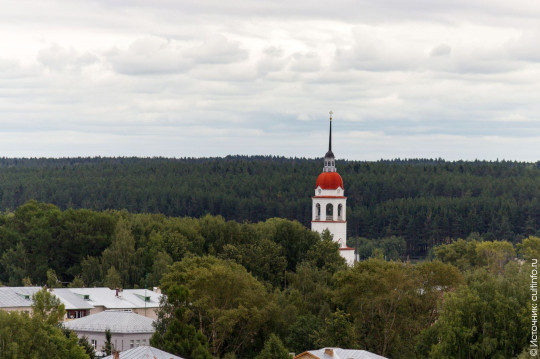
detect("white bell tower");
top-left (311, 112), bottom-right (355, 265)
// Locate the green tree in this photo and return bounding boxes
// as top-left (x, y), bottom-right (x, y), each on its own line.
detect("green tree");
top-left (47, 268), bottom-right (62, 288)
top-left (425, 263), bottom-right (529, 358)
top-left (475, 240), bottom-right (515, 273)
top-left (333, 259), bottom-right (462, 358)
top-left (0, 241), bottom-right (29, 285)
top-left (287, 263), bottom-right (333, 317)
top-left (517, 236), bottom-right (540, 262)
top-left (151, 284), bottom-right (212, 359)
top-left (103, 329), bottom-right (113, 355)
top-left (433, 238), bottom-right (479, 271)
top-left (69, 275), bottom-right (85, 288)
top-left (161, 256), bottom-right (271, 358)
top-left (32, 287), bottom-right (66, 325)
top-left (0, 310), bottom-right (89, 359)
top-left (80, 256), bottom-right (102, 287)
top-left (304, 229), bottom-right (347, 274)
top-left (284, 314), bottom-right (322, 354)
top-left (151, 251), bottom-right (173, 287)
top-left (104, 266), bottom-right (122, 289)
top-left (101, 218), bottom-right (139, 287)
top-left (254, 334), bottom-right (291, 359)
top-left (77, 335), bottom-right (96, 359)
top-left (314, 309), bottom-right (356, 348)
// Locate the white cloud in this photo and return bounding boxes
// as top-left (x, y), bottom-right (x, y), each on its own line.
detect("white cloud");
top-left (108, 37), bottom-right (190, 75)
top-left (37, 44), bottom-right (99, 71)
top-left (289, 52), bottom-right (321, 72)
top-left (186, 34), bottom-right (248, 64)
top-left (0, 0), bottom-right (540, 159)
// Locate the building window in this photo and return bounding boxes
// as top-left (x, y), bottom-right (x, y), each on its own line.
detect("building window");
top-left (136, 339), bottom-right (140, 347)
top-left (91, 340), bottom-right (97, 349)
top-left (130, 340), bottom-right (134, 348)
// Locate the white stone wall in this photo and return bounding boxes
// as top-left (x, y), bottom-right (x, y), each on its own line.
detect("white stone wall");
top-left (311, 185), bottom-right (353, 264)
top-left (314, 186), bottom-right (345, 197)
top-left (340, 249), bottom-right (356, 266)
top-left (312, 197), bottom-right (347, 222)
top-left (311, 220), bottom-right (347, 247)
top-left (132, 307), bottom-right (158, 320)
top-left (72, 330), bottom-right (153, 353)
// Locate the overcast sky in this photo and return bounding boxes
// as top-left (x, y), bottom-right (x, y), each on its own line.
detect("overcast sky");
top-left (1, 0), bottom-right (540, 160)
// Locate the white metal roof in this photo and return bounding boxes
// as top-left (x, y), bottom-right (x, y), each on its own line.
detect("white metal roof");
top-left (102, 346), bottom-right (184, 359)
top-left (66, 288), bottom-right (138, 309)
top-left (122, 289), bottom-right (161, 308)
top-left (63, 310), bottom-right (155, 334)
top-left (0, 287), bottom-right (41, 308)
top-left (52, 288), bottom-right (94, 310)
top-left (1, 287), bottom-right (162, 312)
top-left (53, 287), bottom-right (162, 310)
top-left (298, 348), bottom-right (388, 359)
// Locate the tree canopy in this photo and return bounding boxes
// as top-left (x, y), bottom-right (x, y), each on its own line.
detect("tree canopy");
top-left (1, 157), bottom-right (540, 257)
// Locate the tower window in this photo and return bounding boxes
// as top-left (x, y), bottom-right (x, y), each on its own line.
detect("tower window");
top-left (326, 204), bottom-right (333, 220)
top-left (338, 204), bottom-right (343, 220)
top-left (316, 203), bottom-right (321, 220)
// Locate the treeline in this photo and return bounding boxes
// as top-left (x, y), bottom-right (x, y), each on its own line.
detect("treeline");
top-left (0, 202), bottom-right (535, 358)
top-left (0, 201), bottom-right (320, 288)
top-left (1, 157), bottom-right (540, 256)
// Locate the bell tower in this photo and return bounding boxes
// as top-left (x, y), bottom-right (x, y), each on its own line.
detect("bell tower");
top-left (311, 112), bottom-right (355, 265)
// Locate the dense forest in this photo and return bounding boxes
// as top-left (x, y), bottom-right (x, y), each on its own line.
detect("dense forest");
top-left (0, 202), bottom-right (535, 358)
top-left (0, 157), bottom-right (538, 358)
top-left (0, 156), bottom-right (540, 257)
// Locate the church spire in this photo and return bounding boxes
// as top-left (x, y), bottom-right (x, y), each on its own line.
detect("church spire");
top-left (323, 111), bottom-right (336, 172)
top-left (328, 110), bottom-right (332, 154)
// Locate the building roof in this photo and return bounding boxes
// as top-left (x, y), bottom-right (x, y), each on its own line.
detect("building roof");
top-left (122, 289), bottom-right (162, 308)
top-left (0, 287), bottom-right (41, 308)
top-left (66, 288), bottom-right (138, 310)
top-left (63, 310), bottom-right (155, 334)
top-left (52, 287), bottom-right (161, 311)
top-left (52, 288), bottom-right (95, 310)
top-left (295, 348), bottom-right (388, 359)
top-left (0, 287), bottom-right (162, 312)
top-left (315, 172), bottom-right (344, 190)
top-left (102, 346), bottom-right (184, 359)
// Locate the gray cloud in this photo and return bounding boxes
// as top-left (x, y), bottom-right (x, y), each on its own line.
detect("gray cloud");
top-left (186, 35), bottom-right (248, 64)
top-left (289, 52), bottom-right (321, 72)
top-left (108, 34), bottom-right (248, 76)
top-left (430, 44), bottom-right (451, 57)
top-left (0, 0), bottom-right (540, 160)
top-left (37, 45), bottom-right (99, 71)
top-left (108, 37), bottom-right (190, 75)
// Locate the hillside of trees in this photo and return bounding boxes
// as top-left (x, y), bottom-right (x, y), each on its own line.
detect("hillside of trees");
top-left (0, 156), bottom-right (540, 257)
top-left (0, 201), bottom-right (535, 358)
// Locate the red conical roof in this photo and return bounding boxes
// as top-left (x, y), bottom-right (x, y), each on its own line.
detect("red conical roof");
top-left (315, 172), bottom-right (344, 190)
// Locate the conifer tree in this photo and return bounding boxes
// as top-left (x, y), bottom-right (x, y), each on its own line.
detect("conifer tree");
top-left (254, 334), bottom-right (291, 359)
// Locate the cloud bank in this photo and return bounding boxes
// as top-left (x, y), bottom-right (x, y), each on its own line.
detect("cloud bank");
top-left (1, 0), bottom-right (540, 160)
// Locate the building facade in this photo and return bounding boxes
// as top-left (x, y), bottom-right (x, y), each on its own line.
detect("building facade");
top-left (63, 310), bottom-right (155, 353)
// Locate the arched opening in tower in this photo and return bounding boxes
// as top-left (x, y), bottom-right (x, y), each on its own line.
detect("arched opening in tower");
top-left (326, 203), bottom-right (333, 221)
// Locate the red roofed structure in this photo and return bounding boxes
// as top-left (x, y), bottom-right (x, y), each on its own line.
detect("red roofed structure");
top-left (315, 171), bottom-right (344, 190)
top-left (311, 112), bottom-right (355, 266)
